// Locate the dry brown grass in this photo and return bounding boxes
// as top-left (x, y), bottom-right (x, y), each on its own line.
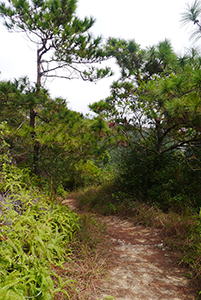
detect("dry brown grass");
top-left (54, 187), bottom-right (201, 298)
top-left (53, 213), bottom-right (112, 300)
top-left (72, 186), bottom-right (201, 287)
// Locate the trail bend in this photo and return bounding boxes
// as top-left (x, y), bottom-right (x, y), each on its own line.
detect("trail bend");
top-left (62, 198), bottom-right (200, 300)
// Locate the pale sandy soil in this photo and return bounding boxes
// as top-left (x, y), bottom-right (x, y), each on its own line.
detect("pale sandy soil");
top-left (62, 199), bottom-right (200, 300)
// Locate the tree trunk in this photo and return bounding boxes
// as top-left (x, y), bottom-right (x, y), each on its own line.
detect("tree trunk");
top-left (29, 49), bottom-right (42, 174)
top-left (30, 108), bottom-right (39, 174)
top-left (37, 48), bottom-right (42, 86)
top-left (155, 119), bottom-right (164, 154)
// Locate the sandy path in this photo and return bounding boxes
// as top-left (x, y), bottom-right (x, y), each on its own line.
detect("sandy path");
top-left (62, 199), bottom-right (200, 300)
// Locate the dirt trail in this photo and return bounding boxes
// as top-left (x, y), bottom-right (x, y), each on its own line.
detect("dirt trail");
top-left (62, 199), bottom-right (200, 300)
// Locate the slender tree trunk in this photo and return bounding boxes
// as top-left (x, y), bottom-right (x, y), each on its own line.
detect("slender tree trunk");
top-left (155, 119), bottom-right (164, 171)
top-left (29, 49), bottom-right (42, 174)
top-left (37, 48), bottom-right (42, 86)
top-left (156, 119), bottom-right (164, 154)
top-left (30, 108), bottom-right (39, 174)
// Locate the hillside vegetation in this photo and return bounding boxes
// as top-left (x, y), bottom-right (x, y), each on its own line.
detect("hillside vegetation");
top-left (1, 0), bottom-right (201, 298)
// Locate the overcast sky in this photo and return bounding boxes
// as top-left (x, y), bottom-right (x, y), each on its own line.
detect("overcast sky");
top-left (0, 0), bottom-right (197, 114)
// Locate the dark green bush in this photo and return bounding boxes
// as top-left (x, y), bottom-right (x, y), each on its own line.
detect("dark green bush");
top-left (112, 145), bottom-right (201, 211)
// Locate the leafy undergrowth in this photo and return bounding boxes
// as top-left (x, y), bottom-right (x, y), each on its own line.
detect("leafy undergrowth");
top-left (0, 164), bottom-right (110, 299)
top-left (71, 183), bottom-right (201, 295)
top-left (0, 190), bottom-right (81, 299)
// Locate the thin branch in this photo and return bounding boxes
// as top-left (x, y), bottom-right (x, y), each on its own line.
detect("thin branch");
top-left (11, 116), bottom-right (28, 136)
top-left (163, 124), bottom-right (177, 138)
top-left (161, 136), bottom-right (201, 154)
top-left (35, 113), bottom-right (50, 123)
top-left (40, 63), bottom-right (71, 75)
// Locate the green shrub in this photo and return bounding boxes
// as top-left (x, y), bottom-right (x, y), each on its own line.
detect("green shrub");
top-left (0, 162), bottom-right (81, 299)
top-left (112, 146), bottom-right (201, 211)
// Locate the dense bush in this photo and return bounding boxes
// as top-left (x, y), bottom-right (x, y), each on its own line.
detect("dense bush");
top-left (112, 145), bottom-right (201, 212)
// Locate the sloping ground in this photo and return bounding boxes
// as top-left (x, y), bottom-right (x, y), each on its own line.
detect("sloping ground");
top-left (62, 199), bottom-right (200, 300)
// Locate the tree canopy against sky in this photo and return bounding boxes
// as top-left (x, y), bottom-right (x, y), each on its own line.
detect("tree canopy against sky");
top-left (181, 0), bottom-right (201, 42)
top-left (0, 0), bottom-right (112, 86)
top-left (0, 0), bottom-right (113, 173)
top-left (90, 38), bottom-right (201, 155)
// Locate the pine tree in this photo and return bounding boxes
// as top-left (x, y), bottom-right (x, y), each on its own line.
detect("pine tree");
top-left (181, 0), bottom-right (201, 42)
top-left (90, 39), bottom-right (201, 155)
top-left (0, 0), bottom-right (111, 85)
top-left (0, 0), bottom-right (111, 173)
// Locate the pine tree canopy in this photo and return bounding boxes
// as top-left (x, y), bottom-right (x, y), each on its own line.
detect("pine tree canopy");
top-left (0, 0), bottom-right (112, 85)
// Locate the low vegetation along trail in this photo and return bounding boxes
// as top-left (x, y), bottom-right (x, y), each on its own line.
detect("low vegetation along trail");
top-left (62, 199), bottom-right (200, 300)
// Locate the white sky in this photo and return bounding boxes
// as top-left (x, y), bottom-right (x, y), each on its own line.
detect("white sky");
top-left (0, 0), bottom-right (197, 114)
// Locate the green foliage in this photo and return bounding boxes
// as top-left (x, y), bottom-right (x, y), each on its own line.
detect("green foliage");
top-left (0, 163), bottom-right (31, 194)
top-left (0, 0), bottom-right (112, 180)
top-left (0, 122), bottom-right (11, 166)
top-left (0, 80), bottom-right (107, 191)
top-left (91, 38), bottom-right (201, 158)
top-left (112, 146), bottom-right (201, 211)
top-left (35, 114), bottom-right (104, 190)
top-left (0, 161), bottom-right (80, 298)
top-left (0, 0), bottom-right (111, 84)
top-left (65, 159), bottom-right (100, 189)
top-left (88, 36), bottom-right (201, 214)
top-left (74, 142), bottom-right (201, 214)
top-left (181, 0), bottom-right (201, 42)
